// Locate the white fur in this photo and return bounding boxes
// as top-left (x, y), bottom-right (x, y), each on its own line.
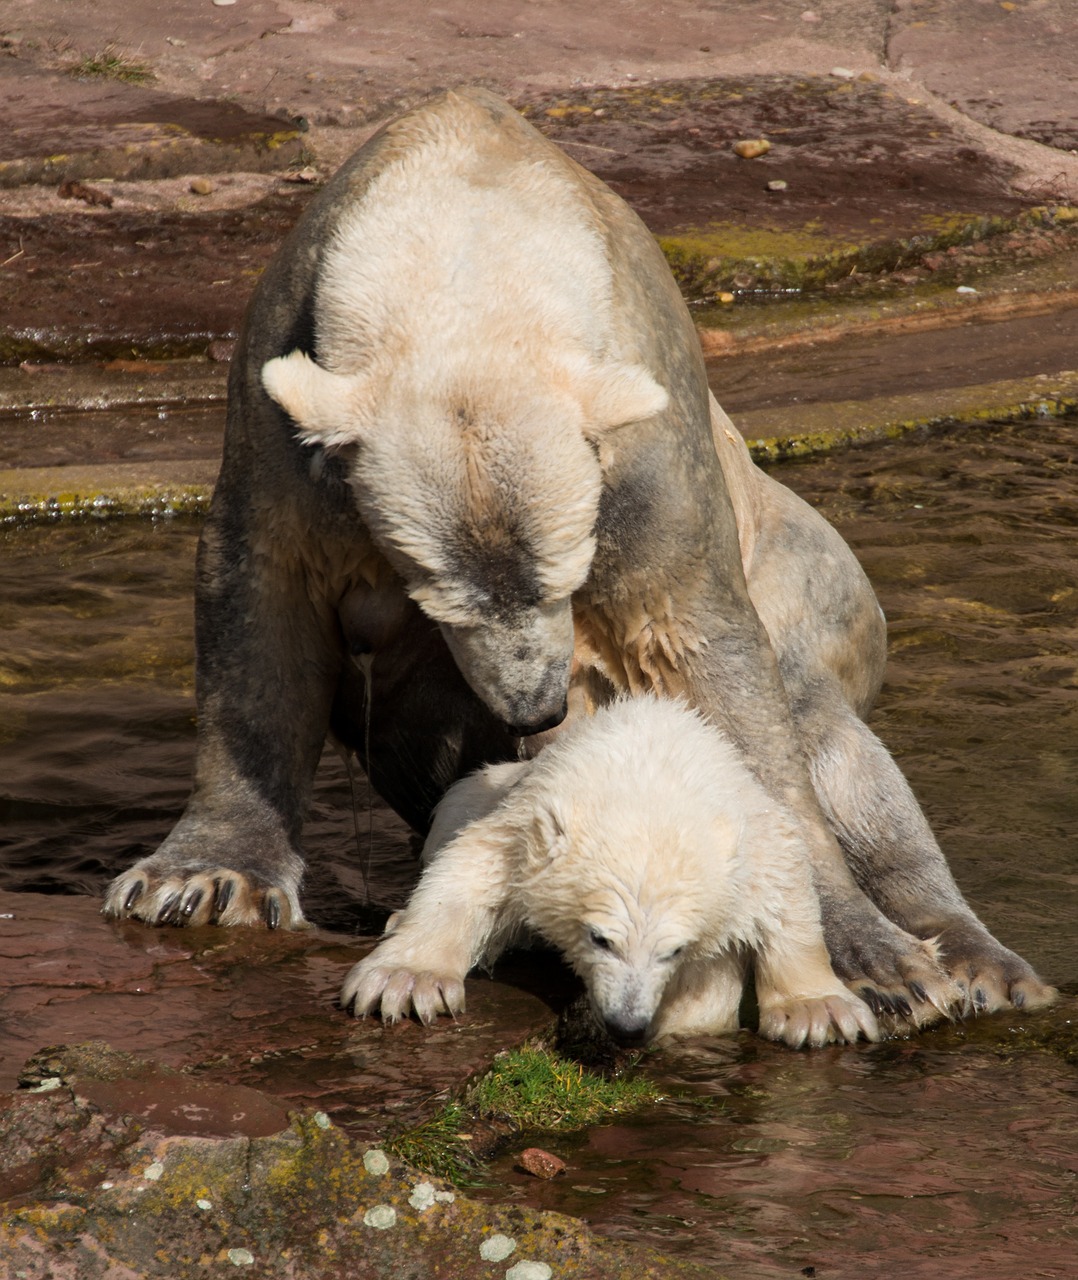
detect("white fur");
top-left (341, 698), bottom-right (879, 1048)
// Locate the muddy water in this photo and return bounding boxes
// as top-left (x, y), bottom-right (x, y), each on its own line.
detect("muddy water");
top-left (2, 417), bottom-right (1077, 1276)
top-left (0, 518), bottom-right (416, 931)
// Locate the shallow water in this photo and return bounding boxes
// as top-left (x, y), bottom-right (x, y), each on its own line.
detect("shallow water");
top-left (2, 417), bottom-right (1077, 1275)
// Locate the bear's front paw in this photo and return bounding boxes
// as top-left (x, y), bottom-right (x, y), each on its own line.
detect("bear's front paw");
top-left (341, 958), bottom-right (466, 1026)
top-left (758, 991), bottom-right (880, 1049)
top-left (104, 864), bottom-right (304, 930)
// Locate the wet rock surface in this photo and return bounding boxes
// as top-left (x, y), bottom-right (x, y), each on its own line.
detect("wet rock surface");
top-left (1, 1045), bottom-right (704, 1279)
top-left (0, 890), bottom-right (564, 1139)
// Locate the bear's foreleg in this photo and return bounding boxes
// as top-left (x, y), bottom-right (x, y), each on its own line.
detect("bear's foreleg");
top-left (104, 488), bottom-right (345, 930)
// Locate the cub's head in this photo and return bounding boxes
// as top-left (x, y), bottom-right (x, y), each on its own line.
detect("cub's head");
top-left (262, 348), bottom-right (667, 735)
top-left (517, 778), bottom-right (742, 1039)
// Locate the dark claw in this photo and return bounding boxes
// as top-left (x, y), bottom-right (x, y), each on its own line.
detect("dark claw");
top-left (156, 891), bottom-right (182, 926)
top-left (909, 981), bottom-right (928, 1004)
top-left (1012, 989), bottom-right (1026, 1009)
top-left (973, 987), bottom-right (989, 1012)
top-left (860, 986), bottom-right (884, 1016)
top-left (893, 996), bottom-right (913, 1020)
top-left (213, 878), bottom-right (235, 916)
top-left (181, 888), bottom-right (204, 920)
top-left (122, 880), bottom-right (145, 913)
top-left (264, 896), bottom-right (280, 930)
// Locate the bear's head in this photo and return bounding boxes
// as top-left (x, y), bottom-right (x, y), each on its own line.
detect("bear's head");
top-left (511, 699), bottom-right (754, 1045)
top-left (262, 348), bottom-right (667, 735)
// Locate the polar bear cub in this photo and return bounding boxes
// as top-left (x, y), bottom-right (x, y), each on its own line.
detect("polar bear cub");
top-left (341, 698), bottom-right (880, 1049)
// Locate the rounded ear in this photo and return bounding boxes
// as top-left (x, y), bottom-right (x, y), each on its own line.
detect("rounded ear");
top-left (560, 354), bottom-right (669, 435)
top-left (533, 802), bottom-right (572, 862)
top-left (261, 350), bottom-right (373, 448)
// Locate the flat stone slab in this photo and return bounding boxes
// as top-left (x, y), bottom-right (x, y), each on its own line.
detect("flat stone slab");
top-left (887, 0), bottom-right (1078, 154)
top-left (0, 890), bottom-right (558, 1139)
top-left (0, 61), bottom-right (305, 186)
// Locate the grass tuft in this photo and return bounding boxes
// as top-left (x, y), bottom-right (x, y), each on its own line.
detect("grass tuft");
top-left (68, 47), bottom-right (154, 85)
top-left (383, 1044), bottom-right (663, 1186)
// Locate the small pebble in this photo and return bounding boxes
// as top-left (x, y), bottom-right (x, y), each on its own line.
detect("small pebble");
top-left (718, 292), bottom-right (735, 305)
top-left (190, 178), bottom-right (215, 196)
top-left (506, 1263), bottom-right (553, 1280)
top-left (732, 139), bottom-right (770, 159)
top-left (313, 1111), bottom-right (331, 1129)
top-left (479, 1233), bottom-right (517, 1262)
top-left (830, 66), bottom-right (856, 80)
top-left (363, 1148), bottom-right (390, 1176)
top-left (196, 1199), bottom-right (212, 1210)
top-left (767, 179), bottom-right (788, 192)
top-left (956, 285), bottom-right (978, 294)
top-left (800, 9), bottom-right (821, 22)
top-left (143, 1162), bottom-right (164, 1182)
top-left (518, 1147), bottom-right (566, 1179)
top-left (363, 1205), bottom-right (397, 1230)
top-left (212, 0), bottom-right (237, 6)
top-left (227, 1249), bottom-right (254, 1266)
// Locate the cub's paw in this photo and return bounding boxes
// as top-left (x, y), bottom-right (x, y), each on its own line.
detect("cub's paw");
top-left (759, 991), bottom-right (881, 1049)
top-left (935, 923), bottom-right (1058, 1017)
top-left (341, 957), bottom-right (466, 1026)
top-left (104, 863), bottom-right (304, 930)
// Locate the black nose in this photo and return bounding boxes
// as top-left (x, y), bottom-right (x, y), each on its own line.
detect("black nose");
top-left (602, 1017), bottom-right (652, 1048)
top-left (505, 701), bottom-right (568, 739)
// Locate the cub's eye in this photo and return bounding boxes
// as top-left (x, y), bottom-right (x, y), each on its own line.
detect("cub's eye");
top-left (589, 929), bottom-right (613, 951)
top-left (663, 946), bottom-right (685, 963)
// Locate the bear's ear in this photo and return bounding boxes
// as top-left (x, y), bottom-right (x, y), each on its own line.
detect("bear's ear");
top-left (533, 802), bottom-right (572, 862)
top-left (564, 356), bottom-right (670, 436)
top-left (261, 350), bottom-right (373, 449)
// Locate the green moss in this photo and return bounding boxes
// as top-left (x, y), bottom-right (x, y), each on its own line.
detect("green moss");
top-left (660, 204), bottom-right (1078, 300)
top-left (471, 1045), bottom-right (661, 1129)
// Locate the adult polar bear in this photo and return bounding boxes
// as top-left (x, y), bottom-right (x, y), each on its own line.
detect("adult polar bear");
top-left (105, 88), bottom-right (1052, 1023)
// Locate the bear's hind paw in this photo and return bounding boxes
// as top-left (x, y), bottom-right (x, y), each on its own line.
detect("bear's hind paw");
top-left (341, 960), bottom-right (466, 1026)
top-left (759, 992), bottom-right (880, 1049)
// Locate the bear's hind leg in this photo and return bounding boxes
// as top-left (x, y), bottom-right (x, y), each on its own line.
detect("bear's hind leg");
top-left (803, 695), bottom-right (1057, 1019)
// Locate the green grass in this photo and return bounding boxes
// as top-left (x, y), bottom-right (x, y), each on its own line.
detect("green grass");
top-left (69, 48), bottom-right (154, 85)
top-left (472, 1044), bottom-right (661, 1129)
top-left (384, 1044), bottom-right (664, 1186)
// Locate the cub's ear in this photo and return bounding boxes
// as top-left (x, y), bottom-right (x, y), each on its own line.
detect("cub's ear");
top-left (533, 801), bottom-right (572, 862)
top-left (261, 350), bottom-right (372, 448)
top-left (562, 355), bottom-right (669, 435)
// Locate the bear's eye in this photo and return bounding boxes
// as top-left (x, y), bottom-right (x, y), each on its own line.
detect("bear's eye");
top-left (589, 929), bottom-right (613, 951)
top-left (663, 946), bottom-right (685, 963)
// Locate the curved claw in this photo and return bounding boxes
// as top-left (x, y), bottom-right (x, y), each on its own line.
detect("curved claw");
top-left (155, 891), bottom-right (182, 926)
top-left (122, 878), bottom-right (145, 913)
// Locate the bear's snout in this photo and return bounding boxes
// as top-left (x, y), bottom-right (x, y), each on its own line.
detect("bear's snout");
top-left (601, 1012), bottom-right (653, 1048)
top-left (504, 699), bottom-right (568, 739)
